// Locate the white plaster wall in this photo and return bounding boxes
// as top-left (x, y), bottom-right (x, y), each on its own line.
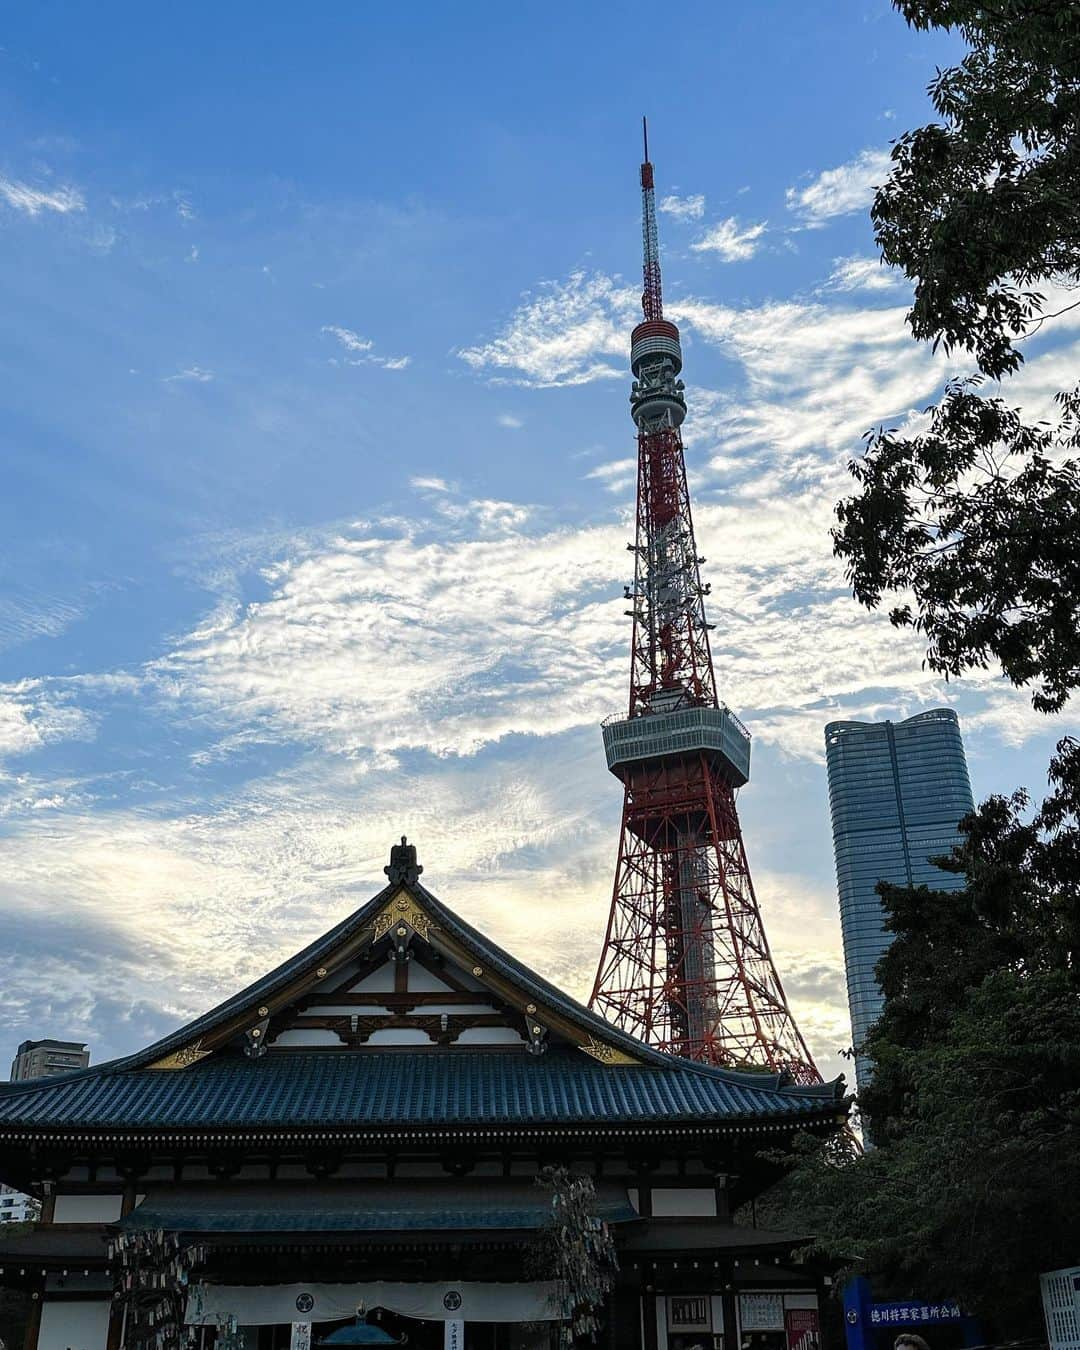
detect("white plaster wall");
top-left (52, 1194), bottom-right (123, 1223)
top-left (406, 965), bottom-right (456, 992)
top-left (454, 1026), bottom-right (525, 1045)
top-left (349, 964), bottom-right (396, 992)
top-left (38, 1299), bottom-right (110, 1350)
top-left (306, 1004), bottom-right (389, 1016)
top-left (650, 1187), bottom-right (717, 1217)
top-left (365, 1027), bottom-right (433, 1045)
top-left (414, 1004), bottom-right (492, 1015)
top-left (270, 1028), bottom-right (342, 1047)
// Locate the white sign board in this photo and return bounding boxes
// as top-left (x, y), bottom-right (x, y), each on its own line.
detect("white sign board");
top-left (290, 1324), bottom-right (312, 1350)
top-left (444, 1320), bottom-right (464, 1350)
top-left (740, 1293), bottom-right (786, 1331)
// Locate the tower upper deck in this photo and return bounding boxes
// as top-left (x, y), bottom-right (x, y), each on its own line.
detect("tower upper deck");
top-left (602, 705), bottom-right (751, 788)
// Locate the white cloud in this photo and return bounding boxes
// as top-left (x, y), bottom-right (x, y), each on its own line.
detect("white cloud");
top-left (457, 265), bottom-right (959, 458)
top-left (164, 366), bottom-right (214, 383)
top-left (456, 271), bottom-right (637, 388)
top-left (0, 738), bottom-right (621, 1063)
top-left (824, 254), bottom-right (906, 293)
top-left (498, 413), bottom-right (524, 429)
top-left (691, 217), bottom-right (767, 262)
top-left (150, 514), bottom-right (626, 761)
top-left (322, 326), bottom-right (373, 353)
top-left (585, 457), bottom-right (636, 494)
top-left (786, 147), bottom-right (892, 225)
top-left (0, 682), bottom-right (97, 762)
top-left (411, 476), bottom-right (452, 493)
top-left (322, 325), bottom-right (410, 370)
top-left (112, 190), bottom-right (195, 220)
top-left (671, 291), bottom-right (968, 461)
top-left (659, 193), bottom-right (705, 222)
top-left (0, 174), bottom-right (85, 217)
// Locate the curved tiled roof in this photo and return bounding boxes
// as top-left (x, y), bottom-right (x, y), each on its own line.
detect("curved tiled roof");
top-left (0, 1049), bottom-right (838, 1132)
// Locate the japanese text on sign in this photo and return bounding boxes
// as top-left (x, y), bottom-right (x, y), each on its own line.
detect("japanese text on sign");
top-left (870, 1302), bottom-right (962, 1326)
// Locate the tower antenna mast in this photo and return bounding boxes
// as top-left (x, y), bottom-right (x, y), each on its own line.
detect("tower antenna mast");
top-left (589, 128), bottom-right (819, 1084)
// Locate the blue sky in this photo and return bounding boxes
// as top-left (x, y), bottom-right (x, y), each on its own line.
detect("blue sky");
top-left (1, 3), bottom-right (1074, 1083)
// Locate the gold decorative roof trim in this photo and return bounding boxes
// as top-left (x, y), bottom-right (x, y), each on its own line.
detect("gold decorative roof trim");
top-left (579, 1036), bottom-right (639, 1066)
top-left (146, 1040), bottom-right (211, 1071)
top-left (373, 890), bottom-right (434, 942)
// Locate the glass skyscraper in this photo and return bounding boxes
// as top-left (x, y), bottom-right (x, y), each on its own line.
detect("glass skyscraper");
top-left (825, 709), bottom-right (974, 1090)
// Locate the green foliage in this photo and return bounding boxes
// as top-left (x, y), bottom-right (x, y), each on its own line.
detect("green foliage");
top-left (833, 0), bottom-right (1080, 710)
top-left (824, 5), bottom-right (1080, 1331)
top-left (777, 740), bottom-right (1080, 1338)
top-left (877, 1), bottom-right (1080, 379)
top-left (834, 380), bottom-right (1080, 712)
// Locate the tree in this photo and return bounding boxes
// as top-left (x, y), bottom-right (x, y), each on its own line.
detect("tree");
top-left (109, 1228), bottom-right (206, 1350)
top-left (833, 1), bottom-right (1080, 711)
top-left (533, 1167), bottom-right (619, 1347)
top-left (779, 740), bottom-right (1080, 1338)
top-left (817, 6), bottom-right (1080, 1332)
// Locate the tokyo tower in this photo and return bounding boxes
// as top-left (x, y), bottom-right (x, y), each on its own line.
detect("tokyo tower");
top-left (589, 123), bottom-right (819, 1084)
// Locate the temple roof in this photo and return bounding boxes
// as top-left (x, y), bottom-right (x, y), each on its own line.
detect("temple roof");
top-left (0, 866), bottom-right (846, 1139)
top-left (0, 1047), bottom-right (839, 1133)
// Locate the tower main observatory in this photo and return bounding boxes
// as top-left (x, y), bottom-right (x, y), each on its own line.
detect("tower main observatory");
top-left (589, 125), bottom-right (819, 1085)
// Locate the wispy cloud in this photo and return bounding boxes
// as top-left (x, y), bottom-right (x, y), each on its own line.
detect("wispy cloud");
top-left (0, 681), bottom-right (97, 761)
top-left (497, 413), bottom-right (524, 429)
top-left (111, 189), bottom-right (195, 221)
top-left (456, 271), bottom-right (637, 388)
top-left (659, 193), bottom-right (705, 222)
top-left (691, 217), bottom-right (767, 262)
top-left (824, 254), bottom-right (906, 293)
top-left (322, 325), bottom-right (410, 370)
top-left (585, 457), bottom-right (636, 494)
top-left (164, 366), bottom-right (214, 383)
top-left (0, 174), bottom-right (85, 217)
top-left (786, 147), bottom-right (892, 225)
top-left (151, 514), bottom-right (625, 761)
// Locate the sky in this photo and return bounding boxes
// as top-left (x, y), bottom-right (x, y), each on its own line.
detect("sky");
top-left (0, 3), bottom-right (1074, 1087)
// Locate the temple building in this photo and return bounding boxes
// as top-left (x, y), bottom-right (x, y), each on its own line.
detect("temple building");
top-left (0, 841), bottom-right (846, 1349)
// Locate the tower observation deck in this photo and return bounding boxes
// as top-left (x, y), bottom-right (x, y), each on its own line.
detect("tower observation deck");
top-left (589, 124), bottom-right (819, 1084)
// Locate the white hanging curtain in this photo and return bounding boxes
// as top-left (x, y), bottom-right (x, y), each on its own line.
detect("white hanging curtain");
top-left (186, 1280), bottom-right (561, 1326)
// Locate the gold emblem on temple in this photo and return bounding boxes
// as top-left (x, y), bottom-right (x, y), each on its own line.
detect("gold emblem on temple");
top-left (373, 890), bottom-right (433, 942)
top-left (579, 1036), bottom-right (638, 1066)
top-left (147, 1039), bottom-right (211, 1071)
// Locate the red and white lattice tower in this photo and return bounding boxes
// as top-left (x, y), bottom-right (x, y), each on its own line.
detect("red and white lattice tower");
top-left (589, 124), bottom-right (819, 1084)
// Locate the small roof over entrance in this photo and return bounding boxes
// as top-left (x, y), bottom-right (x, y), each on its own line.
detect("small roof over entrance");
top-left (317, 1324), bottom-right (402, 1347)
top-left (118, 1182), bottom-right (640, 1233)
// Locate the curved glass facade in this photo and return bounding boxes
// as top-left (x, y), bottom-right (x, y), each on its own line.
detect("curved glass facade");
top-left (825, 709), bottom-right (974, 1089)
